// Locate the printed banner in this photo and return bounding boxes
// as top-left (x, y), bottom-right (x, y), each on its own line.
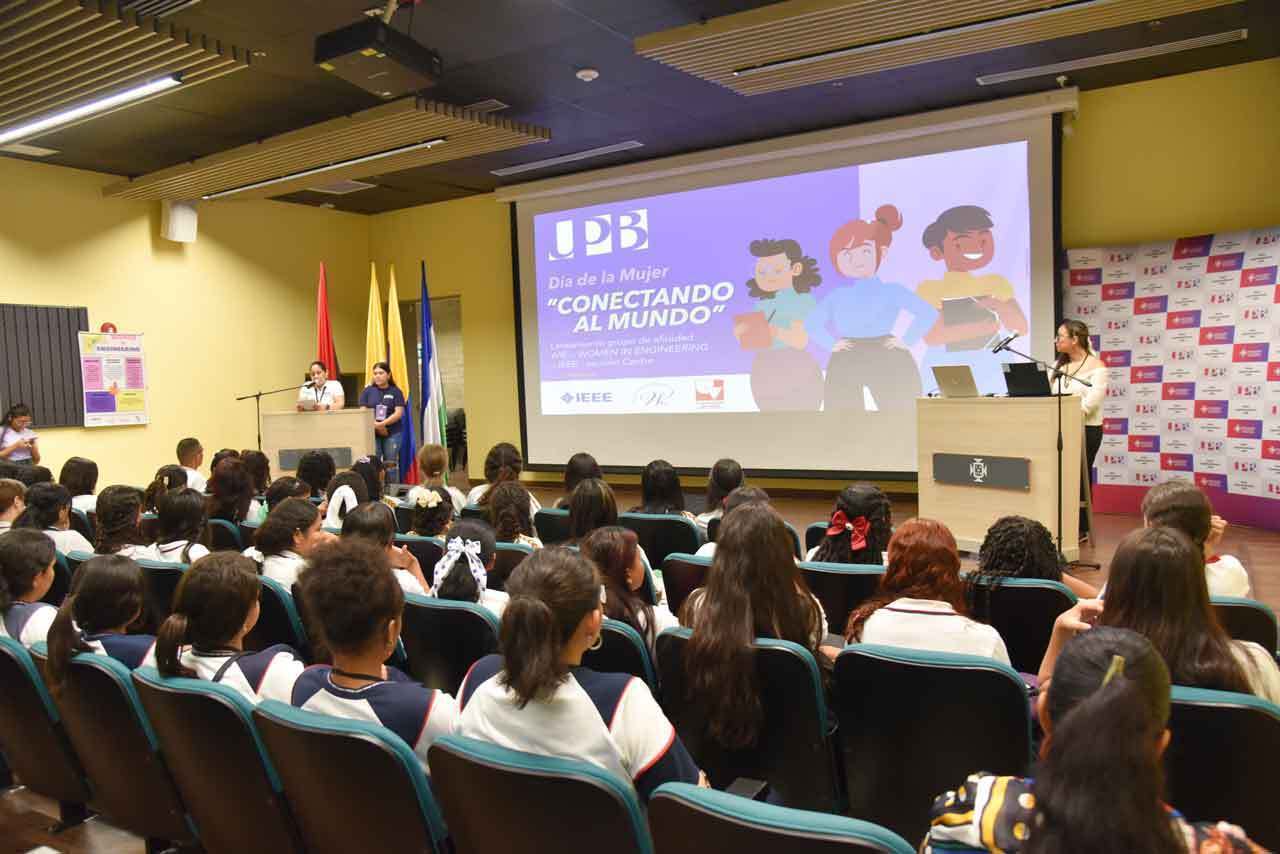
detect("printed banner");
top-left (78, 332), bottom-right (149, 427)
top-left (1063, 226), bottom-right (1280, 530)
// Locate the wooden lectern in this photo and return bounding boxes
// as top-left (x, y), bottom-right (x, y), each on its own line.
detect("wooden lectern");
top-left (261, 409), bottom-right (375, 475)
top-left (917, 398), bottom-right (1083, 561)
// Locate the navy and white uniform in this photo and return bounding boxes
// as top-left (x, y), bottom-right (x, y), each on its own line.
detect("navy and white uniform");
top-left (0, 601), bottom-right (57, 646)
top-left (262, 551), bottom-right (307, 587)
top-left (291, 665), bottom-right (458, 772)
top-left (178, 644), bottom-right (306, 704)
top-left (84, 631), bottom-right (157, 669)
top-left (457, 655), bottom-right (700, 799)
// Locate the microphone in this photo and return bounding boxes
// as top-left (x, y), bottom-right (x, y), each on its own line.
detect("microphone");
top-left (991, 334), bottom-right (1018, 354)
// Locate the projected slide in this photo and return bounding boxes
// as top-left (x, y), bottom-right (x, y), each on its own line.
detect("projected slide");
top-left (532, 141), bottom-right (1032, 416)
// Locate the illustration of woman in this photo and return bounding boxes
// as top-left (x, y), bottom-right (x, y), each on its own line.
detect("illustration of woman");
top-left (732, 238), bottom-right (824, 411)
top-left (807, 205), bottom-right (937, 412)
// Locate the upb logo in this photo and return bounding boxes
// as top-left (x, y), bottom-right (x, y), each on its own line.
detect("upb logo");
top-left (548, 209), bottom-right (649, 261)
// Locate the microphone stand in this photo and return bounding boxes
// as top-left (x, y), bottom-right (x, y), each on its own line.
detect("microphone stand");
top-left (235, 384), bottom-right (303, 451)
top-left (996, 342), bottom-right (1101, 571)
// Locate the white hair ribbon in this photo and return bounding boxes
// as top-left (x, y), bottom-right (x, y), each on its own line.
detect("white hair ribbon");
top-left (323, 484), bottom-right (359, 528)
top-left (432, 536), bottom-right (486, 594)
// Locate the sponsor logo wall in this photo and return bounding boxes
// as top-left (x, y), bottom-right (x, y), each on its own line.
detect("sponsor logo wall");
top-left (1063, 226), bottom-right (1280, 531)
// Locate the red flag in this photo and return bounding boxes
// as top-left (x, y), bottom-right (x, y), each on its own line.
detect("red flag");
top-left (315, 263), bottom-right (340, 377)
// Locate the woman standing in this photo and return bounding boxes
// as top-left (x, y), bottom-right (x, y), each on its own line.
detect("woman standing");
top-left (0, 404), bottom-right (39, 465)
top-left (296, 361), bottom-right (345, 411)
top-left (358, 361), bottom-right (406, 482)
top-left (1053, 320), bottom-right (1107, 474)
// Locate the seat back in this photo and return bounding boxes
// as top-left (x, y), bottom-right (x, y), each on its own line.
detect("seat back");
top-left (660, 553), bottom-right (711, 617)
top-left (649, 782), bottom-right (915, 854)
top-left (1211, 596), bottom-right (1278, 654)
top-left (400, 593), bottom-right (500, 694)
top-left (489, 542), bottom-right (533, 592)
top-left (394, 503), bottom-right (414, 533)
top-left (239, 519), bottom-right (259, 549)
top-left (799, 561), bottom-right (884, 637)
top-left (138, 558), bottom-right (187, 624)
top-left (429, 734), bottom-right (652, 854)
top-left (140, 512), bottom-right (159, 541)
top-left (397, 534), bottom-right (444, 572)
top-left (40, 550), bottom-right (73, 606)
top-left (0, 637), bottom-right (90, 805)
top-left (620, 512), bottom-right (701, 567)
top-left (31, 645), bottom-right (193, 843)
top-left (65, 549), bottom-right (94, 577)
top-left (966, 577), bottom-right (1077, 674)
top-left (655, 628), bottom-right (839, 812)
top-left (581, 618), bottom-right (658, 690)
top-left (534, 507), bottom-right (572, 544)
top-left (706, 516), bottom-right (721, 543)
top-left (784, 522), bottom-right (803, 559)
top-left (253, 700), bottom-right (448, 854)
top-left (832, 645), bottom-right (1031, 840)
top-left (70, 507), bottom-right (95, 543)
top-left (460, 503), bottom-right (487, 521)
top-left (805, 522), bottom-right (827, 554)
top-left (133, 669), bottom-right (302, 853)
top-left (1165, 686), bottom-right (1280, 850)
top-left (208, 518), bottom-right (244, 551)
top-left (243, 576), bottom-right (307, 654)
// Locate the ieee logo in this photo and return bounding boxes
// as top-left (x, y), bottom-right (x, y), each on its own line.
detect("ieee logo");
top-left (560, 391), bottom-right (613, 405)
top-left (548, 209), bottom-right (649, 261)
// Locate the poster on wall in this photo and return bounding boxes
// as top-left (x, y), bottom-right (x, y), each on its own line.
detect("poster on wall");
top-left (78, 332), bottom-right (149, 427)
top-left (1062, 225), bottom-right (1280, 531)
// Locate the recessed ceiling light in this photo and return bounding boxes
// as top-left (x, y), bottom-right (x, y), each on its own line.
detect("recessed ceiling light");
top-left (575, 68), bottom-right (600, 82)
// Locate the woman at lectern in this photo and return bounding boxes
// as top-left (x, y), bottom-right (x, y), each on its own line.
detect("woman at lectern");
top-left (296, 361), bottom-right (345, 411)
top-left (1052, 320), bottom-right (1107, 473)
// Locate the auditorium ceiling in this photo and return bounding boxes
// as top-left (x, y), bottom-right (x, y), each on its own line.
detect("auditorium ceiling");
top-left (2, 0), bottom-right (1276, 213)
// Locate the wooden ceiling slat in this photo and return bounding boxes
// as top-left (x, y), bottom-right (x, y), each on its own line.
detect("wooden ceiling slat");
top-left (0, 0), bottom-right (69, 31)
top-left (0, 7), bottom-right (113, 62)
top-left (0, 22), bottom-right (165, 89)
top-left (0, 1), bottom-right (83, 47)
top-left (0, 33), bottom-right (197, 109)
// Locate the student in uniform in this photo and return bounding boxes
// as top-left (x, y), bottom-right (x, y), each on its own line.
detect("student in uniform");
top-left (406, 486), bottom-right (453, 538)
top-left (806, 483), bottom-right (892, 564)
top-left (152, 488), bottom-right (211, 565)
top-left (263, 476), bottom-right (313, 511)
top-left (693, 487), bottom-right (771, 559)
top-left (155, 552), bottom-right (305, 704)
top-left (924, 627), bottom-right (1264, 853)
top-left (323, 470), bottom-right (369, 528)
top-left (143, 465), bottom-right (188, 513)
top-left (408, 443), bottom-right (466, 515)
top-left (207, 457), bottom-right (261, 526)
top-left (1141, 479), bottom-right (1250, 597)
top-left (567, 478), bottom-right (618, 543)
top-left (13, 482), bottom-right (93, 554)
top-left (466, 442), bottom-right (541, 515)
top-left (580, 526), bottom-right (676, 650)
top-left (485, 481), bottom-right (543, 549)
top-left (45, 555), bottom-right (155, 694)
top-left (253, 498), bottom-right (330, 587)
top-left (844, 517), bottom-right (1010, 665)
top-left (240, 450), bottom-right (272, 499)
top-left (93, 485), bottom-right (155, 560)
top-left (0, 479), bottom-right (25, 533)
top-left (0, 404), bottom-right (39, 465)
top-left (628, 459), bottom-right (696, 521)
top-left (351, 456), bottom-right (387, 504)
top-left (295, 451), bottom-right (336, 500)
top-left (339, 501), bottom-right (430, 595)
top-left (0, 529), bottom-right (58, 646)
top-left (555, 452), bottom-right (603, 509)
top-left (695, 458), bottom-right (743, 535)
top-left (971, 515), bottom-right (1098, 602)
top-left (59, 457), bottom-right (99, 515)
top-left (430, 519), bottom-right (507, 618)
top-left (292, 539), bottom-right (457, 770)
top-left (176, 437), bottom-right (207, 494)
top-left (455, 547), bottom-right (705, 799)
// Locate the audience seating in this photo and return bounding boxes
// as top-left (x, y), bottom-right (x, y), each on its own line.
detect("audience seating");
top-left (689, 517), bottom-right (799, 557)
top-left (399, 593), bottom-right (499, 695)
top-left (461, 503), bottom-right (487, 521)
top-left (243, 576), bottom-right (308, 655)
top-left (831, 645), bottom-right (1031, 840)
top-left (429, 733), bottom-right (653, 854)
top-left (65, 549), bottom-right (93, 576)
top-left (799, 561), bottom-right (884, 638)
top-left (253, 700), bottom-right (450, 854)
top-left (40, 551), bottom-right (73, 607)
top-left (966, 577), bottom-right (1077, 674)
top-left (30, 645), bottom-right (196, 850)
top-left (132, 668), bottom-right (303, 853)
top-left (208, 518), bottom-right (243, 551)
top-left (581, 618), bottom-right (658, 690)
top-left (649, 782), bottom-right (915, 854)
top-left (140, 512), bottom-right (159, 542)
top-left (239, 519), bottom-right (259, 548)
top-left (706, 516), bottom-right (720, 543)
top-left (397, 533), bottom-right (444, 572)
top-left (1211, 596), bottom-right (1278, 655)
top-left (656, 628), bottom-right (841, 813)
top-left (661, 553), bottom-right (710, 617)
top-left (488, 542), bottom-right (532, 591)
top-left (70, 507), bottom-right (95, 544)
top-left (137, 558), bottom-right (185, 624)
top-left (0, 637), bottom-right (91, 830)
top-left (394, 503), bottom-right (414, 534)
top-left (1165, 686), bottom-right (1280, 850)
top-left (805, 523), bottom-right (827, 555)
top-left (620, 512), bottom-right (701, 568)
top-left (533, 507), bottom-right (572, 544)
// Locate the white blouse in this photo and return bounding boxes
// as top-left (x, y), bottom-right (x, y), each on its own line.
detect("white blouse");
top-left (859, 598), bottom-right (1011, 665)
top-left (1052, 358), bottom-right (1107, 427)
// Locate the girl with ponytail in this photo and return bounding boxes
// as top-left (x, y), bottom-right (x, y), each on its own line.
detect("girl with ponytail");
top-left (694, 458), bottom-right (743, 535)
top-left (809, 204), bottom-right (936, 412)
top-left (13, 482), bottom-right (93, 554)
top-left (807, 482), bottom-right (892, 564)
top-left (143, 465), bottom-right (188, 513)
top-left (0, 529), bottom-right (58, 645)
top-left (152, 488), bottom-right (211, 564)
top-left (455, 547), bottom-right (705, 800)
top-left (94, 485), bottom-right (154, 560)
top-left (46, 555), bottom-right (152, 695)
top-left (924, 626), bottom-right (1263, 852)
top-left (429, 519), bottom-right (506, 618)
top-left (486, 481), bottom-right (543, 548)
top-left (154, 552), bottom-right (305, 704)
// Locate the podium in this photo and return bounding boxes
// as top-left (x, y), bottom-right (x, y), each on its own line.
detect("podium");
top-left (261, 409), bottom-right (374, 475)
top-left (917, 397), bottom-right (1083, 561)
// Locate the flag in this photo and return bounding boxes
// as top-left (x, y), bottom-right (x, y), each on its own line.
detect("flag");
top-left (314, 263), bottom-right (340, 377)
top-left (386, 265), bottom-right (419, 485)
top-left (419, 261), bottom-right (448, 458)
top-left (364, 261), bottom-right (386, 387)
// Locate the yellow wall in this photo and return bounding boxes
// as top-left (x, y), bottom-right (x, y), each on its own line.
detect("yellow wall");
top-left (0, 157), bottom-right (370, 488)
top-left (1062, 57), bottom-right (1280, 248)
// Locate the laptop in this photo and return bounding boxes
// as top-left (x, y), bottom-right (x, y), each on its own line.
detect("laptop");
top-left (932, 365), bottom-right (980, 398)
top-left (1003, 361), bottom-right (1053, 397)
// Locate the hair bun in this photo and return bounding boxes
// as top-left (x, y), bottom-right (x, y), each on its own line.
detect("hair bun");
top-left (874, 204), bottom-right (903, 232)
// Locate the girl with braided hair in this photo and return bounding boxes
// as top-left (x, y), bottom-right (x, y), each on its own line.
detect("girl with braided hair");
top-left (94, 485), bottom-right (155, 560)
top-left (973, 516), bottom-right (1097, 600)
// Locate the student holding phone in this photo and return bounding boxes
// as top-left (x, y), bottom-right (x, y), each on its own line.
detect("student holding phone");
top-left (0, 405), bottom-right (39, 465)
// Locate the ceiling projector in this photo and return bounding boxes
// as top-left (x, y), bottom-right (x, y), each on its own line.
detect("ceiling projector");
top-left (314, 18), bottom-right (442, 99)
